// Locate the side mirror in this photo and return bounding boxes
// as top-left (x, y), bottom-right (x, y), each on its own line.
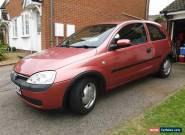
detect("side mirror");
top-left (117, 39), bottom-right (131, 48)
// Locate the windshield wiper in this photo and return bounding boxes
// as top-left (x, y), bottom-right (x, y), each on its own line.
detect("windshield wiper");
top-left (60, 45), bottom-right (69, 48)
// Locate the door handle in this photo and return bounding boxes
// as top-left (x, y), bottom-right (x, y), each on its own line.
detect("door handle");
top-left (146, 48), bottom-right (152, 53)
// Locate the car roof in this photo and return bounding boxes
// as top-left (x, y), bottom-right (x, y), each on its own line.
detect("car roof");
top-left (98, 20), bottom-right (161, 27)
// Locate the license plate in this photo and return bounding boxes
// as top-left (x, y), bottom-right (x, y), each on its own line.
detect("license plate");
top-left (11, 83), bottom-right (22, 95)
top-left (15, 86), bottom-right (21, 95)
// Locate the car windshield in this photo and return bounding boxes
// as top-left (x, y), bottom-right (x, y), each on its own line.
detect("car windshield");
top-left (60, 24), bottom-right (117, 48)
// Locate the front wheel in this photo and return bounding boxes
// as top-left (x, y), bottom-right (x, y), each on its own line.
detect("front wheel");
top-left (69, 78), bottom-right (97, 114)
top-left (158, 57), bottom-right (172, 78)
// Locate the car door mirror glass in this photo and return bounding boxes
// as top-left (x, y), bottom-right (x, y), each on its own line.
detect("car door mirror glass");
top-left (117, 39), bottom-right (131, 47)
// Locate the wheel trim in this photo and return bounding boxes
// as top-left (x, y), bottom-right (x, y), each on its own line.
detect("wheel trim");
top-left (82, 82), bottom-right (96, 109)
top-left (163, 59), bottom-right (171, 75)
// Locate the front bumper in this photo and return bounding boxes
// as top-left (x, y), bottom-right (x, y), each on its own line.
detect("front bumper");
top-left (10, 71), bottom-right (52, 92)
top-left (11, 71), bottom-right (71, 109)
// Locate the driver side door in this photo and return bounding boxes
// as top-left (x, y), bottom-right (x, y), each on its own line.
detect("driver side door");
top-left (106, 23), bottom-right (153, 88)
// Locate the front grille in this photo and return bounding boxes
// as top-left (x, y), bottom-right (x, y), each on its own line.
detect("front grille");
top-left (16, 74), bottom-right (29, 81)
top-left (12, 71), bottom-right (29, 81)
top-left (22, 95), bottom-right (42, 106)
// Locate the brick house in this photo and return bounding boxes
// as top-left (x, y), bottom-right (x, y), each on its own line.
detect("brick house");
top-left (1, 0), bottom-right (149, 52)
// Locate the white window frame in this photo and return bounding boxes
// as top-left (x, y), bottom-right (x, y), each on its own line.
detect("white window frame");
top-left (12, 19), bottom-right (18, 38)
top-left (67, 24), bottom-right (75, 37)
top-left (21, 13), bottom-right (30, 37)
top-left (36, 12), bottom-right (41, 34)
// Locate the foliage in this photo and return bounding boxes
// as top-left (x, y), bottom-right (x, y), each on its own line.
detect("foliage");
top-left (154, 16), bottom-right (166, 23)
top-left (0, 40), bottom-right (6, 61)
top-left (111, 88), bottom-right (185, 135)
top-left (0, 19), bottom-right (9, 61)
top-left (0, 19), bottom-right (7, 29)
top-left (12, 47), bottom-right (16, 52)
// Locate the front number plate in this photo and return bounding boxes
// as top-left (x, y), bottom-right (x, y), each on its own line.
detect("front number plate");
top-left (15, 86), bottom-right (21, 95)
top-left (11, 83), bottom-right (22, 95)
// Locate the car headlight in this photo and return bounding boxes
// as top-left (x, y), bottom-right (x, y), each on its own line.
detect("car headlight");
top-left (26, 71), bottom-right (56, 85)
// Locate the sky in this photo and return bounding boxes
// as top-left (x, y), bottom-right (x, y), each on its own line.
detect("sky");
top-left (149, 0), bottom-right (175, 15)
top-left (0, 0), bottom-right (4, 7)
top-left (0, 0), bottom-right (175, 15)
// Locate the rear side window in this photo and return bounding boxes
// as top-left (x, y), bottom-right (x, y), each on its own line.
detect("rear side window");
top-left (147, 23), bottom-right (166, 41)
top-left (116, 23), bottom-right (147, 45)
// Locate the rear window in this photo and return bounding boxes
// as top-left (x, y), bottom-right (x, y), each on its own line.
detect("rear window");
top-left (147, 23), bottom-right (166, 41)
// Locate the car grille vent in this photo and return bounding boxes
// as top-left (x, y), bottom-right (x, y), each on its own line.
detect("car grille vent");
top-left (15, 73), bottom-right (29, 81)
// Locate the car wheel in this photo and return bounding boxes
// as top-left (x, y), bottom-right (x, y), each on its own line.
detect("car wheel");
top-left (69, 77), bottom-right (97, 114)
top-left (158, 57), bottom-right (172, 78)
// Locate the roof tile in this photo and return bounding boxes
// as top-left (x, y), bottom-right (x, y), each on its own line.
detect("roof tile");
top-left (161, 0), bottom-right (185, 13)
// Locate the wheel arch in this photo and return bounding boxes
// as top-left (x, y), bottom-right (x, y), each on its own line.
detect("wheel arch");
top-left (62, 70), bottom-right (107, 109)
top-left (166, 53), bottom-right (173, 60)
top-left (162, 53), bottom-right (174, 63)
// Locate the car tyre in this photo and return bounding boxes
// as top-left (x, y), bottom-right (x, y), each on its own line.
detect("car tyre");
top-left (158, 57), bottom-right (172, 78)
top-left (69, 77), bottom-right (97, 114)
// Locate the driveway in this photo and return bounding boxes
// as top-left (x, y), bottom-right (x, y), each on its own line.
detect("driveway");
top-left (0, 64), bottom-right (185, 135)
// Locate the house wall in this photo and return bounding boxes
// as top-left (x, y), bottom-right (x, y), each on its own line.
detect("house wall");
top-left (169, 11), bottom-right (185, 20)
top-left (42, 0), bottom-right (148, 49)
top-left (5, 0), bottom-right (148, 51)
top-left (4, 0), bottom-right (41, 51)
top-left (8, 10), bottom-right (41, 51)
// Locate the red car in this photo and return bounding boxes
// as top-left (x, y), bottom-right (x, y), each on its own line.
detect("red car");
top-left (11, 20), bottom-right (172, 114)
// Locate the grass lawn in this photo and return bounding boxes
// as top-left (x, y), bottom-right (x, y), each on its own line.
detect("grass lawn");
top-left (110, 87), bottom-right (185, 135)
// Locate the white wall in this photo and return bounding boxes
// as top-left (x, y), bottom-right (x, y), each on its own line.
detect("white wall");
top-left (9, 9), bottom-right (41, 52)
top-left (0, 10), bottom-right (2, 19)
top-left (170, 12), bottom-right (185, 20)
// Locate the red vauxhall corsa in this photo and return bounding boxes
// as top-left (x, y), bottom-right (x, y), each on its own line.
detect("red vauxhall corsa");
top-left (11, 20), bottom-right (173, 114)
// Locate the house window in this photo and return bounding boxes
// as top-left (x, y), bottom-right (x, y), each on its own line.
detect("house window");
top-left (22, 13), bottom-right (30, 36)
top-left (25, 14), bottom-right (30, 35)
top-left (22, 15), bottom-right (25, 35)
top-left (13, 19), bottom-right (18, 37)
top-left (36, 12), bottom-right (41, 33)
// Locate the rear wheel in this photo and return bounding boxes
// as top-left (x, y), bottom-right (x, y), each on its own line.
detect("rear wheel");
top-left (69, 78), bottom-right (97, 114)
top-left (158, 57), bottom-right (172, 78)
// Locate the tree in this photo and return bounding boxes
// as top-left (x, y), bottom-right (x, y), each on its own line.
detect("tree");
top-left (154, 16), bottom-right (166, 23)
top-left (0, 19), bottom-right (7, 61)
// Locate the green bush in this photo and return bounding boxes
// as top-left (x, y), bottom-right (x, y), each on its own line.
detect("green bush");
top-left (12, 47), bottom-right (16, 52)
top-left (154, 16), bottom-right (165, 23)
top-left (0, 41), bottom-right (6, 61)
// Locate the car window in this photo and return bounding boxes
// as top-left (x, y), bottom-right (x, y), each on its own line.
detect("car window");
top-left (60, 24), bottom-right (117, 48)
top-left (113, 23), bottom-right (147, 45)
top-left (147, 23), bottom-right (166, 41)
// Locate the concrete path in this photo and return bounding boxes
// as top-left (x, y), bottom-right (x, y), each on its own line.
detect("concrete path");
top-left (0, 64), bottom-right (185, 135)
